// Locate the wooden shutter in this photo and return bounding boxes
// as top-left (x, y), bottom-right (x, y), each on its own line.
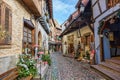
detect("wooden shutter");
top-left (4, 6), bottom-right (12, 44)
top-left (0, 4), bottom-right (1, 25)
top-left (9, 6), bottom-right (12, 44)
top-left (5, 7), bottom-right (9, 31)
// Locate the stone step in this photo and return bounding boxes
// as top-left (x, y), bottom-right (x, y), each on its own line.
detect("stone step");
top-left (91, 65), bottom-right (120, 80)
top-left (112, 57), bottom-right (120, 60)
top-left (100, 62), bottom-right (120, 75)
top-left (106, 59), bottom-right (120, 65)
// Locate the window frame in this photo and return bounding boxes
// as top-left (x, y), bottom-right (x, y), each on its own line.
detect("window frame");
top-left (0, 1), bottom-right (12, 45)
top-left (23, 26), bottom-right (32, 43)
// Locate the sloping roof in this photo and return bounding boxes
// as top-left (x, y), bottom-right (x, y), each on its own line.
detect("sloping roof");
top-left (46, 0), bottom-right (53, 18)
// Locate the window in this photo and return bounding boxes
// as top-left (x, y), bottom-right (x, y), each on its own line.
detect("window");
top-left (0, 1), bottom-right (12, 45)
top-left (107, 0), bottom-right (119, 8)
top-left (23, 27), bottom-right (32, 43)
top-left (23, 19), bottom-right (35, 54)
top-left (23, 26), bottom-right (33, 54)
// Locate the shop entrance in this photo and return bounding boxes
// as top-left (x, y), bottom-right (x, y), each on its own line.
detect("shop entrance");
top-left (109, 31), bottom-right (120, 57)
top-left (68, 43), bottom-right (74, 54)
top-left (108, 17), bottom-right (120, 57)
top-left (102, 17), bottom-right (120, 60)
top-left (67, 35), bottom-right (74, 56)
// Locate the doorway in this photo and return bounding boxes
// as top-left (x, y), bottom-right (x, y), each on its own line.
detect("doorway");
top-left (109, 31), bottom-right (120, 57)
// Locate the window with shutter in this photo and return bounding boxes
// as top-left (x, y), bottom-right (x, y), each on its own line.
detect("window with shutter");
top-left (0, 1), bottom-right (12, 45)
top-left (23, 25), bottom-right (34, 54)
top-left (0, 5), bottom-right (1, 25)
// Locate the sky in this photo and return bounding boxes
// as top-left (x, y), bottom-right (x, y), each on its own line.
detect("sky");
top-left (53, 0), bottom-right (79, 25)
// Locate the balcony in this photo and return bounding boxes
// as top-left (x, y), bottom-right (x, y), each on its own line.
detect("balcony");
top-left (18, 0), bottom-right (41, 17)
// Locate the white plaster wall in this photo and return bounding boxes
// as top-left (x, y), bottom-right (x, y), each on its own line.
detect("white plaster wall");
top-left (99, 0), bottom-right (106, 12)
top-left (92, 0), bottom-right (97, 5)
top-left (62, 26), bottom-right (66, 32)
top-left (74, 32), bottom-right (78, 54)
top-left (93, 3), bottom-right (101, 19)
top-left (62, 35), bottom-right (67, 55)
top-left (80, 26), bottom-right (93, 36)
top-left (61, 24), bottom-right (66, 32)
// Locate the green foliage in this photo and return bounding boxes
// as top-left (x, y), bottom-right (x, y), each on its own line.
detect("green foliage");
top-left (86, 51), bottom-right (90, 60)
top-left (41, 54), bottom-right (51, 66)
top-left (98, 21), bottom-right (104, 34)
top-left (17, 54), bottom-right (37, 79)
top-left (117, 10), bottom-right (120, 17)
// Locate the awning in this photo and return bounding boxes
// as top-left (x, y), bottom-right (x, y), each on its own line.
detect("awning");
top-left (48, 41), bottom-right (56, 45)
top-left (48, 41), bottom-right (62, 45)
top-left (24, 18), bottom-right (34, 29)
top-left (38, 17), bottom-right (50, 34)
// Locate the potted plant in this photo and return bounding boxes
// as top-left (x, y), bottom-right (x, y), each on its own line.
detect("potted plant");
top-left (17, 54), bottom-right (37, 79)
top-left (0, 25), bottom-right (8, 40)
top-left (41, 54), bottom-right (51, 66)
top-left (86, 50), bottom-right (90, 60)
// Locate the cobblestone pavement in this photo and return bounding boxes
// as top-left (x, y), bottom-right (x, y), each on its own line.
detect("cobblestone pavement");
top-left (47, 52), bottom-right (105, 80)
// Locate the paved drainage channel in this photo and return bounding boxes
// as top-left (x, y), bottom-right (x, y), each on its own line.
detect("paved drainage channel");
top-left (50, 53), bottom-right (60, 80)
top-left (42, 53), bottom-right (60, 80)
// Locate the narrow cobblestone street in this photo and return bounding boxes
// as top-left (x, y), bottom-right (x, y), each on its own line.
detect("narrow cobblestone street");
top-left (49, 52), bottom-right (105, 80)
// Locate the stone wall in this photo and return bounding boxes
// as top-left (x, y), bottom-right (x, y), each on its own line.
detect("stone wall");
top-left (0, 0), bottom-right (34, 74)
top-left (0, 55), bottom-right (18, 74)
top-left (0, 0), bottom-right (32, 57)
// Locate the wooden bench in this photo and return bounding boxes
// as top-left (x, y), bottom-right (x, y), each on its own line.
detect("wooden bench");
top-left (0, 67), bottom-right (33, 80)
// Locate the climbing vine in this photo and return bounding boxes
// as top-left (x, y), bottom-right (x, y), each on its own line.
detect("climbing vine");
top-left (97, 21), bottom-right (104, 34)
